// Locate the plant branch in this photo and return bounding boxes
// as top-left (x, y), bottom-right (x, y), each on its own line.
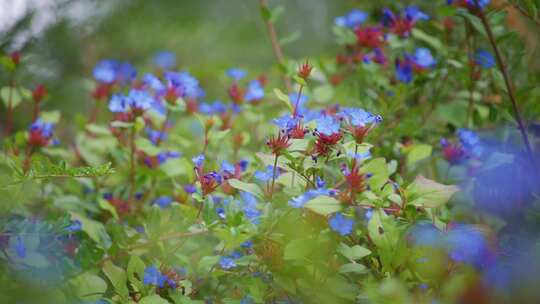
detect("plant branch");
top-left (478, 9), bottom-right (534, 162)
top-left (259, 0), bottom-right (292, 93)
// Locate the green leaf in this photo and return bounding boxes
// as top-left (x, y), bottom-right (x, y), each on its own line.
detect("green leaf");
top-left (411, 29), bottom-right (444, 52)
top-left (70, 212), bottom-right (112, 249)
top-left (260, 6), bottom-right (271, 22)
top-left (273, 88), bottom-right (293, 112)
top-left (361, 158), bottom-right (389, 192)
top-left (1, 86), bottom-right (31, 108)
top-left (339, 263), bottom-right (367, 274)
top-left (406, 144), bottom-right (432, 166)
top-left (337, 243), bottom-right (371, 261)
top-left (127, 255), bottom-right (146, 283)
top-left (227, 179), bottom-right (264, 200)
top-left (284, 239), bottom-right (312, 260)
top-left (69, 272), bottom-right (107, 301)
top-left (304, 196), bottom-right (342, 215)
top-left (102, 261), bottom-right (129, 298)
top-left (279, 30), bottom-right (301, 46)
top-left (139, 295), bottom-right (170, 304)
top-left (407, 175), bottom-right (459, 208)
top-left (136, 137), bottom-right (161, 156)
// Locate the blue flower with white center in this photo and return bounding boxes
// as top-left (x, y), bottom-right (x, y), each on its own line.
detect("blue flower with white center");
top-left (335, 9), bottom-right (368, 29)
top-left (93, 60), bottom-right (118, 84)
top-left (219, 256), bottom-right (237, 269)
top-left (226, 68), bottom-right (247, 81)
top-left (474, 49), bottom-right (495, 68)
top-left (153, 196), bottom-right (173, 208)
top-left (66, 220), bottom-right (82, 232)
top-left (254, 165), bottom-right (276, 182)
top-left (316, 115), bottom-right (341, 135)
top-left (192, 154), bottom-right (205, 168)
top-left (329, 213), bottom-right (354, 236)
top-left (404, 6), bottom-right (430, 22)
top-left (153, 51), bottom-right (176, 70)
top-left (413, 48), bottom-right (436, 68)
top-left (245, 79), bottom-right (265, 102)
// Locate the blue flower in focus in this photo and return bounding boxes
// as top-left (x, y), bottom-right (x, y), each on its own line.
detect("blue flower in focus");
top-left (245, 80), bottom-right (265, 102)
top-left (335, 9), bottom-right (368, 29)
top-left (108, 95), bottom-right (128, 112)
top-left (153, 196), bottom-right (173, 208)
top-left (316, 115), bottom-right (341, 135)
top-left (339, 107), bottom-right (380, 127)
top-left (66, 220), bottom-right (82, 232)
top-left (153, 51), bottom-right (176, 69)
top-left (272, 114), bottom-right (299, 131)
top-left (474, 49), bottom-right (495, 68)
top-left (413, 48), bottom-right (436, 68)
top-left (329, 213), bottom-right (354, 236)
top-left (219, 256), bottom-right (237, 269)
top-left (226, 68), bottom-right (247, 81)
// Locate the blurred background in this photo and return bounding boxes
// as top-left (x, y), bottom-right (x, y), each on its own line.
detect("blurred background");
top-left (0, 0), bottom-right (351, 118)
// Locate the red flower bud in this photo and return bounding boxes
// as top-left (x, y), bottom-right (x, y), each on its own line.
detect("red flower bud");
top-left (297, 61), bottom-right (313, 80)
top-left (33, 84), bottom-right (47, 103)
top-left (10, 52), bottom-right (21, 66)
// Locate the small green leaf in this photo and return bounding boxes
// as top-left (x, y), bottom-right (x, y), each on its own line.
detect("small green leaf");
top-left (69, 272), bottom-right (107, 301)
top-left (313, 84), bottom-right (334, 102)
top-left (273, 88), bottom-right (293, 113)
top-left (337, 243), bottom-right (371, 261)
top-left (102, 261), bottom-right (129, 298)
top-left (139, 295), bottom-right (170, 304)
top-left (339, 263), bottom-right (367, 274)
top-left (407, 175), bottom-right (459, 208)
top-left (304, 196), bottom-right (341, 215)
top-left (227, 179), bottom-right (264, 200)
top-left (406, 144), bottom-right (432, 166)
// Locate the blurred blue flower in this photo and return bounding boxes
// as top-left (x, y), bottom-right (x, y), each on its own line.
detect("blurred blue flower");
top-left (153, 51), bottom-right (176, 69)
top-left (65, 220), bottom-right (82, 232)
top-left (226, 68), bottom-right (247, 81)
top-left (219, 256), bottom-right (237, 269)
top-left (475, 49), bottom-right (495, 68)
top-left (335, 9), bottom-right (368, 28)
top-left (153, 196), bottom-right (173, 208)
top-left (413, 48), bottom-right (436, 68)
top-left (245, 80), bottom-right (265, 102)
top-left (254, 165), bottom-right (277, 182)
top-left (192, 154), bottom-right (205, 168)
top-left (395, 56), bottom-right (414, 83)
top-left (329, 213), bottom-right (354, 236)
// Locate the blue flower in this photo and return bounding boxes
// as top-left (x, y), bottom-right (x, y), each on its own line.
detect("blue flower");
top-left (240, 192), bottom-right (261, 224)
top-left (404, 6), bottom-right (430, 22)
top-left (413, 48), bottom-right (436, 68)
top-left (142, 73), bottom-right (165, 91)
top-left (164, 71), bottom-right (203, 99)
top-left (153, 51), bottom-right (176, 69)
top-left (192, 154), bottom-right (205, 168)
top-left (30, 119), bottom-right (55, 137)
top-left (457, 128), bottom-right (483, 157)
top-left (475, 49), bottom-right (495, 68)
top-left (446, 225), bottom-right (489, 266)
top-left (335, 9), bottom-right (368, 29)
top-left (128, 89), bottom-right (153, 111)
top-left (226, 68), bottom-right (247, 81)
top-left (199, 100), bottom-right (228, 115)
top-left (93, 60), bottom-right (118, 84)
top-left (254, 165), bottom-right (277, 182)
top-left (339, 107), bottom-right (380, 127)
top-left (153, 196), bottom-right (173, 208)
top-left (272, 114), bottom-right (299, 130)
top-left (146, 127), bottom-right (167, 145)
top-left (143, 266), bottom-right (160, 286)
top-left (221, 160), bottom-right (236, 175)
top-left (288, 187), bottom-right (335, 209)
top-left (329, 213), bottom-right (354, 236)
top-left (66, 220), bottom-right (82, 232)
top-left (395, 57), bottom-right (414, 83)
top-left (245, 80), bottom-right (265, 102)
top-left (315, 115), bottom-right (341, 135)
top-left (219, 256), bottom-right (237, 269)
top-left (13, 235), bottom-right (26, 258)
top-left (108, 94), bottom-right (128, 112)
